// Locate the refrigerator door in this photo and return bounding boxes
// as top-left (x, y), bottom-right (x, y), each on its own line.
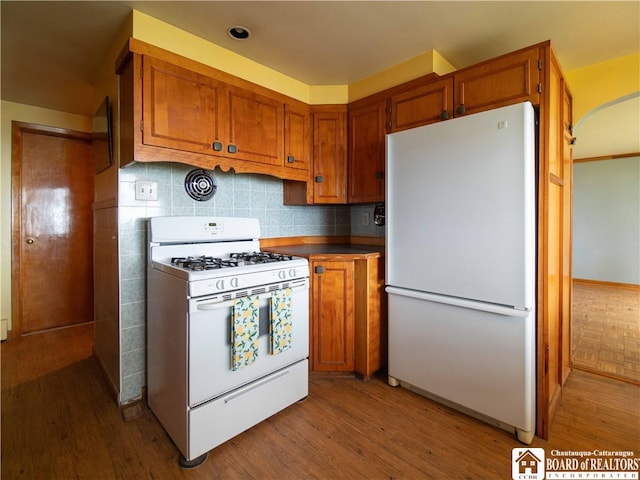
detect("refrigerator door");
top-left (386, 102), bottom-right (535, 309)
top-left (386, 288), bottom-right (535, 433)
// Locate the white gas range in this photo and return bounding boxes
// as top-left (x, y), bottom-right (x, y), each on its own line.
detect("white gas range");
top-left (147, 216), bottom-right (309, 468)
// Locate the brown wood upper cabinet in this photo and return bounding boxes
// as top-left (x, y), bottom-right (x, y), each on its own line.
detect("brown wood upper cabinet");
top-left (453, 46), bottom-right (541, 117)
top-left (347, 44), bottom-right (541, 200)
top-left (389, 77), bottom-right (454, 132)
top-left (386, 45), bottom-right (542, 134)
top-left (284, 106), bottom-right (347, 205)
top-left (348, 99), bottom-right (386, 203)
top-left (225, 84), bottom-right (284, 166)
top-left (143, 56), bottom-right (284, 167)
top-left (284, 103), bottom-right (312, 172)
top-left (312, 107), bottom-right (347, 204)
top-left (117, 40), bottom-right (309, 182)
top-left (142, 56), bottom-right (228, 156)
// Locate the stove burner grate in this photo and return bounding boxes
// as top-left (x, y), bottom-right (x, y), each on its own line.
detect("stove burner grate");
top-left (230, 252), bottom-right (294, 264)
top-left (170, 252), bottom-right (295, 271)
top-left (171, 256), bottom-right (239, 271)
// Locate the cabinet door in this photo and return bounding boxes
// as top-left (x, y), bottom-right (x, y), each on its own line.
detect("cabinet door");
top-left (312, 110), bottom-right (347, 203)
top-left (284, 104), bottom-right (311, 172)
top-left (389, 77), bottom-right (454, 132)
top-left (454, 47), bottom-right (541, 116)
top-left (348, 100), bottom-right (386, 203)
top-left (226, 85), bottom-right (284, 166)
top-left (142, 56), bottom-right (227, 156)
top-left (311, 261), bottom-right (354, 372)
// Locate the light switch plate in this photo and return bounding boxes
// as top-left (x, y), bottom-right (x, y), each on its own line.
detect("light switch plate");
top-left (135, 181), bottom-right (158, 201)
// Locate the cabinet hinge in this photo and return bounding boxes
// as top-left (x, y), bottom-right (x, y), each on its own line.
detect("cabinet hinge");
top-left (538, 59), bottom-right (543, 70)
top-left (537, 84), bottom-right (543, 94)
top-left (140, 63), bottom-right (143, 78)
top-left (140, 120), bottom-right (144, 132)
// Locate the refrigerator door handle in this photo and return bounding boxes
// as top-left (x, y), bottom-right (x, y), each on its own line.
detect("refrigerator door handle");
top-left (385, 286), bottom-right (531, 318)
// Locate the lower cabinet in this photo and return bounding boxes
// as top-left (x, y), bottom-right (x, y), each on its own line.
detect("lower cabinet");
top-left (308, 254), bottom-right (386, 377)
top-left (262, 244), bottom-right (385, 377)
top-left (311, 260), bottom-right (355, 372)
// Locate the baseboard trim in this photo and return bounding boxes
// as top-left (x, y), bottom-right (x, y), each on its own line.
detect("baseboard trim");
top-left (92, 347), bottom-right (120, 406)
top-left (573, 278), bottom-right (640, 290)
top-left (573, 364), bottom-right (640, 386)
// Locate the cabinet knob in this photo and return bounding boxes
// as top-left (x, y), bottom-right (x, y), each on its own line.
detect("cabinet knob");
top-left (314, 266), bottom-right (325, 274)
top-left (375, 171), bottom-right (384, 180)
top-left (212, 141), bottom-right (223, 151)
top-left (315, 175), bottom-right (324, 183)
top-left (287, 155), bottom-right (295, 164)
top-left (456, 105), bottom-right (466, 115)
top-left (440, 110), bottom-right (449, 120)
top-left (227, 144), bottom-right (237, 154)
top-left (26, 237), bottom-right (35, 245)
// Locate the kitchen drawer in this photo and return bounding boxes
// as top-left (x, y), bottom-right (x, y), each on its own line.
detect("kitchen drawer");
top-left (187, 359), bottom-right (308, 461)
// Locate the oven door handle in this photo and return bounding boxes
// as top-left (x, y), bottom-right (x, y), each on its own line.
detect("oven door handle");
top-left (196, 292), bottom-right (271, 311)
top-left (195, 283), bottom-right (307, 311)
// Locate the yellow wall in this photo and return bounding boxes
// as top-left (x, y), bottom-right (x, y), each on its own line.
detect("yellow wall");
top-left (565, 52), bottom-right (640, 123)
top-left (349, 50), bottom-right (456, 102)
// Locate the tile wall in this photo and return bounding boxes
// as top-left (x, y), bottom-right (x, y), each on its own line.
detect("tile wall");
top-left (118, 162), bottom-right (384, 402)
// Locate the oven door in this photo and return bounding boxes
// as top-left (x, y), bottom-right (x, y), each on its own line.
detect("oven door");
top-left (188, 278), bottom-right (309, 406)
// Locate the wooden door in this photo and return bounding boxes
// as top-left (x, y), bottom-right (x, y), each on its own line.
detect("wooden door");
top-left (11, 122), bottom-right (94, 336)
top-left (311, 107), bottom-right (347, 204)
top-left (389, 77), bottom-right (454, 132)
top-left (311, 260), bottom-right (354, 372)
top-left (142, 55), bottom-right (228, 156)
top-left (226, 85), bottom-right (284, 166)
top-left (454, 45), bottom-right (541, 117)
top-left (348, 99), bottom-right (386, 203)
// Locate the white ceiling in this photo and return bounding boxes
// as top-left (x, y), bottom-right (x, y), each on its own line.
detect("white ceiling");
top-left (1, 1), bottom-right (639, 158)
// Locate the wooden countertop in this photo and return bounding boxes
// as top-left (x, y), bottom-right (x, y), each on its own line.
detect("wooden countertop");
top-left (262, 243), bottom-right (384, 260)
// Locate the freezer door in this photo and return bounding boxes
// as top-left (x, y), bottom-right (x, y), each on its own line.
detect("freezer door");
top-left (387, 289), bottom-right (535, 432)
top-left (386, 102), bottom-right (535, 309)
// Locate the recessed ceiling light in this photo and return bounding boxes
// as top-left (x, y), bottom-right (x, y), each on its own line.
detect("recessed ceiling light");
top-left (227, 26), bottom-right (251, 40)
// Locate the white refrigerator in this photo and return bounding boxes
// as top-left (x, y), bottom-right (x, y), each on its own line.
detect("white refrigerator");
top-left (385, 101), bottom-right (536, 444)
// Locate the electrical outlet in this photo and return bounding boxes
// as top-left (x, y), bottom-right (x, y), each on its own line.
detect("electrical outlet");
top-left (361, 212), bottom-right (370, 226)
top-left (135, 181), bottom-right (158, 201)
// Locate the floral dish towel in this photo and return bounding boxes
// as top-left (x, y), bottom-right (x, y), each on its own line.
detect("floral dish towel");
top-left (270, 288), bottom-right (293, 354)
top-left (231, 295), bottom-right (260, 370)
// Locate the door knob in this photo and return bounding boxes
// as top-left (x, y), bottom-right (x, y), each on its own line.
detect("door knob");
top-left (26, 238), bottom-right (35, 244)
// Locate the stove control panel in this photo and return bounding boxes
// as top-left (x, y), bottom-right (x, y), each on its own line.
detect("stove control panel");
top-left (203, 221), bottom-right (224, 234)
top-left (188, 262), bottom-right (310, 298)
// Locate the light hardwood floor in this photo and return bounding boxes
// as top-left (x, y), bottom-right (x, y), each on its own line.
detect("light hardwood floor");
top-left (572, 280), bottom-right (640, 384)
top-left (2, 324), bottom-right (639, 479)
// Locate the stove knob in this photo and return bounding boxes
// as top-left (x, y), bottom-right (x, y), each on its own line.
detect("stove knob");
top-left (215, 279), bottom-right (225, 291)
top-left (278, 270), bottom-right (287, 280)
top-left (289, 269), bottom-right (296, 278)
top-left (230, 277), bottom-right (239, 289)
